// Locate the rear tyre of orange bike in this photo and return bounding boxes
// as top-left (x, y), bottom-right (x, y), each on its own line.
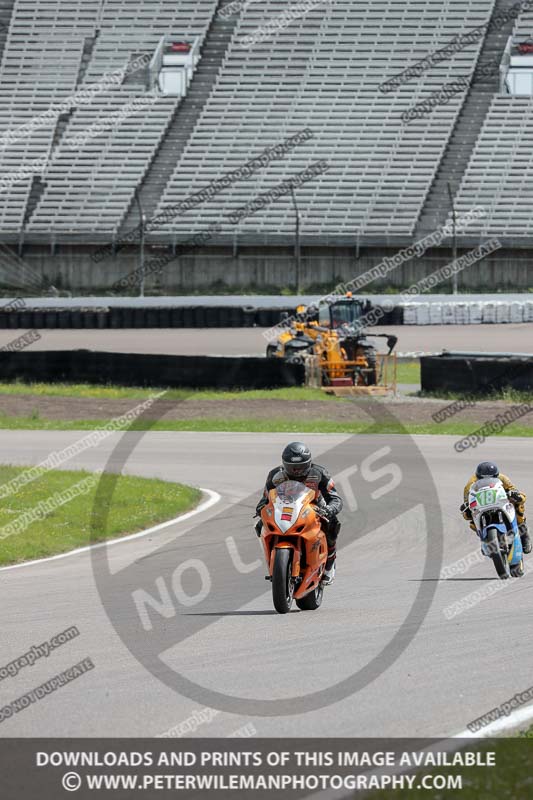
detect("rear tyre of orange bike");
top-left (296, 582), bottom-right (324, 611)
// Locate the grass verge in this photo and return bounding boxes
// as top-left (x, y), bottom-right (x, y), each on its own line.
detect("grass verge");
top-left (0, 363), bottom-right (420, 401)
top-left (396, 361), bottom-right (420, 385)
top-left (0, 466), bottom-right (201, 566)
top-left (0, 382), bottom-right (336, 402)
top-left (370, 729), bottom-right (533, 799)
top-left (418, 387), bottom-right (533, 404)
top-left (0, 415), bottom-right (533, 437)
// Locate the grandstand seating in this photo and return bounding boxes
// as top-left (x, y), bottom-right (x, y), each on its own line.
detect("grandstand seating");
top-left (0, 0), bottom-right (98, 232)
top-left (152, 0), bottom-right (493, 243)
top-left (454, 94), bottom-right (533, 236)
top-left (0, 0), bottom-right (217, 237)
top-left (26, 90), bottom-right (178, 234)
top-left (452, 9), bottom-right (533, 237)
top-left (512, 8), bottom-right (533, 38)
top-left (8, 0), bottom-right (533, 245)
top-left (84, 0), bottom-right (217, 82)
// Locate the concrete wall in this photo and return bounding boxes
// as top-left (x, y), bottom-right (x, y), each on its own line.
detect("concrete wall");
top-left (4, 244), bottom-right (533, 293)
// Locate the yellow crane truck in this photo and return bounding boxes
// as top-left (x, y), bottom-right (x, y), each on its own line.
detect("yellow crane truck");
top-left (266, 295), bottom-right (397, 391)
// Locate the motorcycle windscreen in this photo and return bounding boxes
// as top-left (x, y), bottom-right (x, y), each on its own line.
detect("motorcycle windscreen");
top-left (273, 481), bottom-right (313, 532)
top-left (469, 478), bottom-right (516, 528)
top-left (469, 478), bottom-right (507, 510)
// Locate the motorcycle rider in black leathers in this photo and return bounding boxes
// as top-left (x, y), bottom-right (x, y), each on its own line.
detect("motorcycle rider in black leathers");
top-left (255, 442), bottom-right (343, 585)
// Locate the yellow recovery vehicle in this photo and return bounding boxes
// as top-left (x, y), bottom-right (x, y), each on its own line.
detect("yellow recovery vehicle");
top-left (266, 294), bottom-right (398, 393)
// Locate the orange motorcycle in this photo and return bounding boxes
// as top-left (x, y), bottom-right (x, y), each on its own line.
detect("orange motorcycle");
top-left (260, 480), bottom-right (329, 613)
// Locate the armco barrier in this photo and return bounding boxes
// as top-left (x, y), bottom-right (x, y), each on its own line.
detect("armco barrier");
top-left (421, 354), bottom-right (533, 394)
top-left (0, 351), bottom-right (306, 389)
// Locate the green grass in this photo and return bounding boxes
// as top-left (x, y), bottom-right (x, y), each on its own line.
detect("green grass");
top-left (419, 387), bottom-right (533, 404)
top-left (0, 465), bottom-right (201, 566)
top-left (0, 414), bottom-right (533, 437)
top-left (396, 360), bottom-right (420, 385)
top-left (369, 740), bottom-right (533, 799)
top-left (0, 367), bottom-right (422, 400)
top-left (370, 730), bottom-right (533, 799)
top-left (0, 381), bottom-right (336, 402)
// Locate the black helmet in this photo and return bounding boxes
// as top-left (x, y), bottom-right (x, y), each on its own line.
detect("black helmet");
top-left (475, 462), bottom-right (499, 479)
top-left (282, 442), bottom-right (312, 479)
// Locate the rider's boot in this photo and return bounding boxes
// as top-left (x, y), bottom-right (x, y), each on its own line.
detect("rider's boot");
top-left (520, 522), bottom-right (532, 554)
top-left (322, 547), bottom-right (336, 585)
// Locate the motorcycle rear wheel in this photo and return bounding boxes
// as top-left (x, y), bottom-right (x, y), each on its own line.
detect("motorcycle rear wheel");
top-left (296, 583), bottom-right (324, 611)
top-left (272, 548), bottom-right (294, 614)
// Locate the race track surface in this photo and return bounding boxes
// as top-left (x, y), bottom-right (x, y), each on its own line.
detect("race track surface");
top-left (0, 431), bottom-right (531, 738)
top-left (0, 324), bottom-right (532, 357)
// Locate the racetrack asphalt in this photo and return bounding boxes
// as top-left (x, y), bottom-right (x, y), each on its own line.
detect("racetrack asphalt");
top-left (0, 431), bottom-right (531, 738)
top-left (0, 324), bottom-right (532, 357)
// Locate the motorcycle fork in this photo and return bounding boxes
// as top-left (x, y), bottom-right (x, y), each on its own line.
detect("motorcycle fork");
top-left (269, 539), bottom-right (302, 580)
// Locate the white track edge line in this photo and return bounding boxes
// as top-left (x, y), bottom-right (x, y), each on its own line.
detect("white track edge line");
top-left (0, 488), bottom-right (221, 573)
top-left (453, 702), bottom-right (533, 739)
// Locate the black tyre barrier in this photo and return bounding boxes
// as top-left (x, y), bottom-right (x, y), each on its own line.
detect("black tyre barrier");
top-left (229, 307), bottom-right (244, 327)
top-left (96, 309), bottom-right (109, 329)
top-left (109, 307), bottom-right (122, 328)
top-left (146, 308), bottom-right (159, 328)
top-left (242, 306), bottom-right (256, 327)
top-left (82, 310), bottom-right (96, 328)
top-left (170, 307), bottom-right (184, 328)
top-left (157, 308), bottom-right (170, 327)
top-left (0, 303), bottom-right (401, 329)
top-left (19, 311), bottom-right (34, 328)
top-left (205, 306), bottom-right (220, 327)
top-left (183, 307), bottom-right (195, 327)
top-left (194, 306), bottom-right (206, 327)
top-left (58, 310), bottom-right (71, 329)
top-left (256, 308), bottom-right (274, 327)
top-left (421, 355), bottom-right (533, 395)
top-left (7, 311), bottom-right (20, 329)
top-left (391, 306), bottom-right (404, 325)
top-left (0, 351), bottom-right (306, 390)
top-left (133, 309), bottom-right (146, 328)
top-left (373, 305), bottom-right (393, 326)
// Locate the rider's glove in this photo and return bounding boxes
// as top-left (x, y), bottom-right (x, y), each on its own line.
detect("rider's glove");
top-left (460, 501), bottom-right (472, 519)
top-left (508, 490), bottom-right (524, 504)
top-left (312, 504), bottom-right (328, 519)
top-left (255, 499), bottom-right (267, 516)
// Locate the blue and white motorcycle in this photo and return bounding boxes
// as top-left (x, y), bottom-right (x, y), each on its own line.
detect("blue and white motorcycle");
top-left (468, 477), bottom-right (524, 579)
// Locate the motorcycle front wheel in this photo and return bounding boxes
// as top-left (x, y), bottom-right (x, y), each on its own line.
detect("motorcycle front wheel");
top-left (272, 548), bottom-right (294, 614)
top-left (486, 528), bottom-right (510, 579)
